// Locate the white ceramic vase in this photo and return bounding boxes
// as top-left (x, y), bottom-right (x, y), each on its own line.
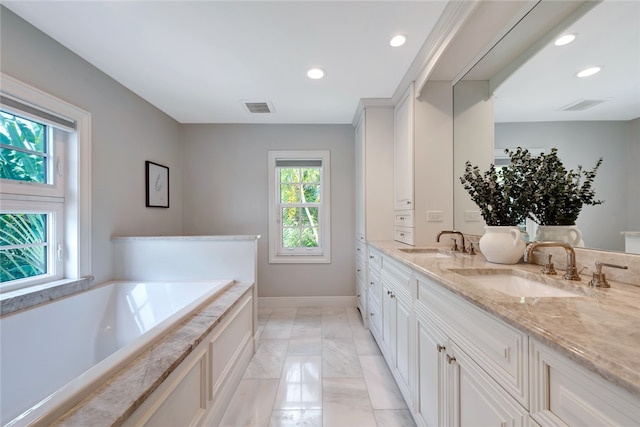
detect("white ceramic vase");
top-left (479, 226), bottom-right (526, 264)
top-left (533, 225), bottom-right (584, 247)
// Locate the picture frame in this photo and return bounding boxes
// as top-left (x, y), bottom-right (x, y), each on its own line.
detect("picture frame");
top-left (145, 161), bottom-right (169, 208)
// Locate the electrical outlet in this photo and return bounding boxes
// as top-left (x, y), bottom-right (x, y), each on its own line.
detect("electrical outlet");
top-left (464, 211), bottom-right (482, 221)
top-left (427, 211), bottom-right (444, 222)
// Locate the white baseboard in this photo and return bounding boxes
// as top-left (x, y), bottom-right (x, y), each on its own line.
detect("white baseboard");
top-left (258, 296), bottom-right (356, 308)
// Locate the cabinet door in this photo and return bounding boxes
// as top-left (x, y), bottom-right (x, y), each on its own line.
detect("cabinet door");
top-left (381, 279), bottom-right (396, 362)
top-left (394, 84), bottom-right (414, 210)
top-left (416, 306), bottom-right (447, 427)
top-left (355, 112), bottom-right (366, 241)
top-left (449, 343), bottom-right (529, 427)
top-left (395, 295), bottom-right (412, 396)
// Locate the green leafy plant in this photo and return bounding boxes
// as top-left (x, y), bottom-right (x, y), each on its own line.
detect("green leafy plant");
top-left (509, 147), bottom-right (603, 225)
top-left (459, 149), bottom-right (532, 226)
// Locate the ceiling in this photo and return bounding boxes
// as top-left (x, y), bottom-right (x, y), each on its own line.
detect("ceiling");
top-left (492, 0), bottom-right (640, 123)
top-left (3, 0), bottom-right (449, 124)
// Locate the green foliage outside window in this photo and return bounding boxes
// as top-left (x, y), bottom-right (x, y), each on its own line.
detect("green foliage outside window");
top-left (279, 167), bottom-right (321, 248)
top-left (1, 111), bottom-right (49, 283)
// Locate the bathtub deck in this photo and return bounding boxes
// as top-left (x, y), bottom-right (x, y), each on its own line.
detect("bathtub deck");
top-left (49, 281), bottom-right (254, 427)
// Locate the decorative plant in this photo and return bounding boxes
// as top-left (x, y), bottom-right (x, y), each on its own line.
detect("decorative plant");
top-left (509, 147), bottom-right (603, 226)
top-left (459, 149), bottom-right (533, 226)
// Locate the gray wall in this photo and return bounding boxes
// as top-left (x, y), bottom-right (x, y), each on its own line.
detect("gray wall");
top-left (1, 7), bottom-right (183, 284)
top-left (495, 121), bottom-right (633, 251)
top-left (629, 118), bottom-right (640, 231)
top-left (180, 124), bottom-right (356, 298)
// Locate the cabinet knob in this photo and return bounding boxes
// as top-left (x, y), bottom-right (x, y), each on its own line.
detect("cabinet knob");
top-left (370, 312), bottom-right (375, 316)
top-left (447, 355), bottom-right (456, 364)
top-left (437, 344), bottom-right (446, 353)
top-left (407, 201), bottom-right (411, 205)
top-left (357, 269), bottom-right (361, 272)
top-left (390, 293), bottom-right (395, 299)
top-left (357, 294), bottom-right (361, 298)
top-left (400, 217), bottom-right (405, 221)
top-left (400, 233), bottom-right (405, 237)
top-left (369, 255), bottom-right (374, 259)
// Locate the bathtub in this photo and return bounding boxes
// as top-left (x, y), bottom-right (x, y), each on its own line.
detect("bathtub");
top-left (0, 279), bottom-right (233, 427)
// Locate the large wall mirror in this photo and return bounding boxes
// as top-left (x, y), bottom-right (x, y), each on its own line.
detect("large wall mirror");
top-left (453, 0), bottom-right (640, 253)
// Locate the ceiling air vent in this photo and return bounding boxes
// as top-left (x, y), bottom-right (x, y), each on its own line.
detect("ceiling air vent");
top-left (242, 100), bottom-right (275, 114)
top-left (559, 99), bottom-right (606, 112)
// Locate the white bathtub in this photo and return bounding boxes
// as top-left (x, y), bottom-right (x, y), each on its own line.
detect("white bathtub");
top-left (0, 280), bottom-right (233, 427)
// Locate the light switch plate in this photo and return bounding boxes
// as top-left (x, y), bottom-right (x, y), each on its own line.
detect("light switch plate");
top-left (464, 210), bottom-right (482, 221)
top-left (427, 211), bottom-right (444, 222)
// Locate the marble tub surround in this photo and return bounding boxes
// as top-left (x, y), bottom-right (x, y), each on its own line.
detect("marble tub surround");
top-left (369, 240), bottom-right (640, 399)
top-left (50, 282), bottom-right (253, 427)
top-left (0, 276), bottom-right (94, 316)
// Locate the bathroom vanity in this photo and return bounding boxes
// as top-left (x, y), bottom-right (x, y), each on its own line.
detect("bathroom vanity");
top-left (366, 241), bottom-right (640, 427)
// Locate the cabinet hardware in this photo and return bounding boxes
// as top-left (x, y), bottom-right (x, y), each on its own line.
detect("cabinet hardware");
top-left (390, 293), bottom-right (395, 299)
top-left (447, 355), bottom-right (456, 364)
top-left (387, 290), bottom-right (392, 295)
top-left (370, 312), bottom-right (375, 316)
top-left (370, 255), bottom-right (374, 259)
top-left (370, 281), bottom-right (374, 286)
top-left (357, 269), bottom-right (361, 272)
top-left (437, 344), bottom-right (446, 353)
top-left (400, 217), bottom-right (405, 221)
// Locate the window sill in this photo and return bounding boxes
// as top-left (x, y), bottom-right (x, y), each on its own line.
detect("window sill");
top-left (0, 276), bottom-right (94, 316)
top-left (269, 255), bottom-right (331, 264)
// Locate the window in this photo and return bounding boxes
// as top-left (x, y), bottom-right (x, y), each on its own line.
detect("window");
top-left (268, 150), bottom-right (331, 263)
top-left (1, 74), bottom-right (91, 293)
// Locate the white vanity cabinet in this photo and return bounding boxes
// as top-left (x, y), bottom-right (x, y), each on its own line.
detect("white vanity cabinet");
top-left (379, 254), bottom-right (414, 402)
top-left (392, 81), bottom-right (453, 246)
top-left (354, 102), bottom-right (394, 326)
top-left (414, 278), bottom-right (529, 427)
top-left (530, 340), bottom-right (640, 427)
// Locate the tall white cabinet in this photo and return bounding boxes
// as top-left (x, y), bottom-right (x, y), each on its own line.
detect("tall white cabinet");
top-left (393, 81), bottom-right (454, 246)
top-left (354, 101), bottom-right (395, 326)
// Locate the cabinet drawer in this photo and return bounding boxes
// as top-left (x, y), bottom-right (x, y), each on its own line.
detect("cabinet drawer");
top-left (530, 340), bottom-right (640, 427)
top-left (417, 275), bottom-right (529, 408)
top-left (368, 247), bottom-right (382, 271)
top-left (394, 210), bottom-right (414, 227)
top-left (368, 298), bottom-right (382, 339)
top-left (394, 226), bottom-right (414, 245)
top-left (356, 257), bottom-right (366, 284)
top-left (356, 240), bottom-right (366, 263)
top-left (368, 267), bottom-right (382, 307)
top-left (381, 254), bottom-right (412, 295)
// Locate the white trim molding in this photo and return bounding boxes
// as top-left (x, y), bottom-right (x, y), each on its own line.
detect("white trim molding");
top-left (258, 296), bottom-right (356, 309)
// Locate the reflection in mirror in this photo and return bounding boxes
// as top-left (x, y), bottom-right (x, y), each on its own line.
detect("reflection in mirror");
top-left (453, 0), bottom-right (640, 253)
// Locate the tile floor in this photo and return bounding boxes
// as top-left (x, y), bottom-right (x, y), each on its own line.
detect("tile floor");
top-left (219, 306), bottom-right (417, 427)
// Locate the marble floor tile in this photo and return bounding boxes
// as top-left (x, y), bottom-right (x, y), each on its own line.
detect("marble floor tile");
top-left (244, 339), bottom-right (289, 379)
top-left (323, 378), bottom-right (378, 427)
top-left (360, 356), bottom-right (407, 409)
top-left (321, 319), bottom-right (353, 339)
top-left (273, 356), bottom-right (322, 410)
top-left (269, 410), bottom-right (322, 427)
top-left (352, 328), bottom-right (382, 356)
top-left (291, 321), bottom-right (322, 339)
top-left (373, 409), bottom-right (417, 427)
top-left (261, 308), bottom-right (297, 339)
top-left (322, 338), bottom-right (362, 378)
top-left (219, 378), bottom-right (279, 427)
top-left (225, 305), bottom-right (417, 426)
top-left (287, 337), bottom-right (322, 356)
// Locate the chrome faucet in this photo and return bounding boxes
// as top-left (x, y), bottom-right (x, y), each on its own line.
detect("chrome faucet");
top-left (437, 230), bottom-right (466, 253)
top-left (524, 241), bottom-right (581, 281)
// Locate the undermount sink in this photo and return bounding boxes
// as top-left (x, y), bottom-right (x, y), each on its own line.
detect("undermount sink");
top-left (398, 248), bottom-right (452, 258)
top-left (449, 268), bottom-right (580, 298)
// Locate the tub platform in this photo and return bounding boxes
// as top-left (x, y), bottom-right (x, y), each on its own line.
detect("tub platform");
top-left (51, 281), bottom-right (253, 426)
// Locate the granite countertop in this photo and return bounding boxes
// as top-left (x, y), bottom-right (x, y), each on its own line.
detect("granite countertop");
top-left (369, 240), bottom-right (640, 399)
top-left (51, 282), bottom-right (253, 427)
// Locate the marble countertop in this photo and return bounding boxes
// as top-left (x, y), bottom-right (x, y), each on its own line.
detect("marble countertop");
top-left (51, 282), bottom-right (253, 427)
top-left (369, 241), bottom-right (640, 399)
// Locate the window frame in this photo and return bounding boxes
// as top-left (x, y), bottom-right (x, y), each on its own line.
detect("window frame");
top-left (268, 150), bottom-right (331, 264)
top-left (0, 73), bottom-right (91, 294)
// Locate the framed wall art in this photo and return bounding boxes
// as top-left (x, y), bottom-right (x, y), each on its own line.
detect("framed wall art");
top-left (145, 161), bottom-right (169, 208)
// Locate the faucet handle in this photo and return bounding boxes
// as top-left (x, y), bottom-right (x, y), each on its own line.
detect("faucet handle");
top-left (589, 261), bottom-right (628, 288)
top-left (451, 238), bottom-right (459, 252)
top-left (541, 254), bottom-right (557, 275)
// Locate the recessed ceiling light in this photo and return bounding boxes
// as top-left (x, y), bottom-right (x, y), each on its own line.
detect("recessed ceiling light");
top-left (554, 33), bottom-right (577, 46)
top-left (390, 34), bottom-right (407, 47)
top-left (307, 68), bottom-right (326, 80)
top-left (576, 66), bottom-right (602, 78)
